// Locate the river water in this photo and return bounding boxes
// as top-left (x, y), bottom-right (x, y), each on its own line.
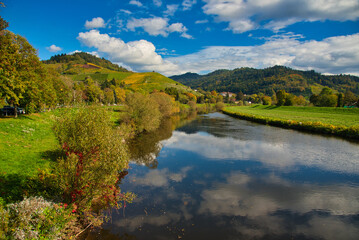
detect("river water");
top-left (89, 112), bottom-right (359, 240)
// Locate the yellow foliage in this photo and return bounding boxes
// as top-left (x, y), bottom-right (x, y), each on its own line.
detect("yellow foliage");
top-left (115, 87), bottom-right (126, 103)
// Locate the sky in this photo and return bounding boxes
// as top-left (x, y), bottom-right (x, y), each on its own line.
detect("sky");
top-left (1, 0), bottom-right (359, 76)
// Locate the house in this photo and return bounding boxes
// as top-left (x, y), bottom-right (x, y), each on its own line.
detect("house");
top-left (219, 92), bottom-right (235, 98)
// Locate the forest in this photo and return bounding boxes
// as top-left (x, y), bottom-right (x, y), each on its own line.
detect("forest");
top-left (170, 66), bottom-right (359, 96)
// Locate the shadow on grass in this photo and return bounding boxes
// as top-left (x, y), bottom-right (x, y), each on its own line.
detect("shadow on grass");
top-left (41, 149), bottom-right (64, 162)
top-left (18, 115), bottom-right (37, 120)
top-left (265, 105), bottom-right (280, 110)
top-left (250, 105), bottom-right (260, 108)
top-left (0, 172), bottom-right (61, 204)
top-left (0, 115), bottom-right (34, 120)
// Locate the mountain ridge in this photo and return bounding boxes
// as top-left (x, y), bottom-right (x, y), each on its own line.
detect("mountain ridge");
top-left (170, 66), bottom-right (359, 96)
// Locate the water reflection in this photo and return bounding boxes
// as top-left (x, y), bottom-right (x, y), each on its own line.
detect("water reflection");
top-left (162, 130), bottom-right (359, 174)
top-left (92, 113), bottom-right (359, 240)
top-left (199, 171), bottom-right (359, 239)
top-left (129, 112), bottom-right (198, 168)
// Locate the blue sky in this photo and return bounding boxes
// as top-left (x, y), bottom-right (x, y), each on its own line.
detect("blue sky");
top-left (2, 0), bottom-right (359, 76)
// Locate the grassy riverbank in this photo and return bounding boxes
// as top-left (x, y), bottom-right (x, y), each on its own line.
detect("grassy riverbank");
top-left (0, 106), bottom-right (126, 177)
top-left (0, 112), bottom-right (59, 176)
top-left (223, 105), bottom-right (359, 139)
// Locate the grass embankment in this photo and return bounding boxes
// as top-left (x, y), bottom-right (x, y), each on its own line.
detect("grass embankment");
top-left (0, 106), bottom-right (126, 177)
top-left (223, 105), bottom-right (359, 139)
top-left (0, 106), bottom-right (126, 203)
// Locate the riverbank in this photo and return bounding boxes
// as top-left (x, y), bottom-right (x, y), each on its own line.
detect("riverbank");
top-left (0, 106), bottom-right (126, 177)
top-left (223, 105), bottom-right (359, 140)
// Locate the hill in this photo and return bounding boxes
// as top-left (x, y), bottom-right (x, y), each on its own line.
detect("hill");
top-left (170, 66), bottom-right (359, 96)
top-left (43, 52), bottom-right (198, 96)
top-left (43, 52), bottom-right (129, 73)
top-left (72, 71), bottom-right (197, 95)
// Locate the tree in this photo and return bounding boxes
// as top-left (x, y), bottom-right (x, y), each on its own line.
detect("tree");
top-left (216, 95), bottom-right (223, 103)
top-left (293, 95), bottom-right (307, 106)
top-left (215, 102), bottom-right (225, 111)
top-left (310, 94), bottom-right (320, 106)
top-left (284, 93), bottom-right (295, 106)
top-left (0, 16), bottom-right (8, 31)
top-left (85, 77), bottom-right (103, 102)
top-left (125, 92), bottom-right (161, 133)
top-left (320, 87), bottom-right (333, 96)
top-left (210, 90), bottom-right (218, 97)
top-left (185, 92), bottom-right (197, 102)
top-left (150, 92), bottom-right (179, 117)
top-left (114, 87), bottom-right (126, 103)
top-left (344, 90), bottom-right (357, 106)
top-left (319, 94), bottom-right (338, 107)
top-left (0, 30), bottom-right (41, 116)
top-left (310, 87), bottom-right (338, 107)
top-left (261, 96), bottom-right (272, 105)
top-left (0, 3), bottom-right (8, 31)
top-left (276, 90), bottom-right (286, 106)
top-left (197, 95), bottom-right (205, 104)
top-left (337, 93), bottom-right (344, 107)
top-left (236, 91), bottom-right (244, 101)
top-left (103, 88), bottom-right (115, 104)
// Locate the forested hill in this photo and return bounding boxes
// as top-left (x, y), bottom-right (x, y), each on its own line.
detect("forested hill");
top-left (43, 52), bottom-right (128, 72)
top-left (170, 66), bottom-right (359, 96)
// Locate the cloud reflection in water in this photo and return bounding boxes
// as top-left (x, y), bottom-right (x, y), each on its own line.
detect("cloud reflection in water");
top-left (162, 131), bottom-right (359, 173)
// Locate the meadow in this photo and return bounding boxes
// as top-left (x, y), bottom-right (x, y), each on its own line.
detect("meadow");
top-left (0, 106), bottom-right (126, 177)
top-left (0, 112), bottom-right (59, 176)
top-left (223, 105), bottom-right (359, 139)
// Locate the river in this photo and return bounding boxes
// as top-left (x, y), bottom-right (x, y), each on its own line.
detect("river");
top-left (87, 112), bottom-right (359, 240)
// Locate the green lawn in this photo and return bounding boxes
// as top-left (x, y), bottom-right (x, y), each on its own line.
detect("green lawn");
top-left (224, 105), bottom-right (359, 127)
top-left (0, 112), bottom-right (61, 176)
top-left (0, 106), bottom-right (126, 177)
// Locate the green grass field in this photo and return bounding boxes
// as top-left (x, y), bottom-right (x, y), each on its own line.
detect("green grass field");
top-left (0, 106), bottom-right (126, 177)
top-left (0, 112), bottom-right (60, 176)
top-left (224, 105), bottom-right (359, 127)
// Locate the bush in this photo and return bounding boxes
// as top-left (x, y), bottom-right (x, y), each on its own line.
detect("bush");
top-left (53, 106), bottom-right (131, 225)
top-left (150, 92), bottom-right (179, 117)
top-left (188, 101), bottom-right (197, 110)
top-left (1, 196), bottom-right (76, 240)
top-left (125, 92), bottom-right (161, 133)
top-left (215, 102), bottom-right (225, 111)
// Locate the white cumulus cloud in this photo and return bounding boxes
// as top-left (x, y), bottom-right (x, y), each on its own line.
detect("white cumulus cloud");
top-left (126, 17), bottom-right (192, 38)
top-left (164, 4), bottom-right (179, 16)
top-left (46, 44), bottom-right (62, 52)
top-left (202, 0), bottom-right (359, 33)
top-left (77, 30), bottom-right (178, 73)
top-left (182, 0), bottom-right (197, 10)
top-left (129, 0), bottom-right (143, 7)
top-left (85, 17), bottom-right (106, 29)
top-left (153, 0), bottom-right (162, 7)
top-left (164, 33), bottom-right (359, 76)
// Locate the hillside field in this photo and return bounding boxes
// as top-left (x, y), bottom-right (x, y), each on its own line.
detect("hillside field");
top-left (72, 71), bottom-right (199, 95)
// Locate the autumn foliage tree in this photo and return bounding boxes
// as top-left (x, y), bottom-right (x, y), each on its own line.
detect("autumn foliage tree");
top-left (0, 24), bottom-right (72, 114)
